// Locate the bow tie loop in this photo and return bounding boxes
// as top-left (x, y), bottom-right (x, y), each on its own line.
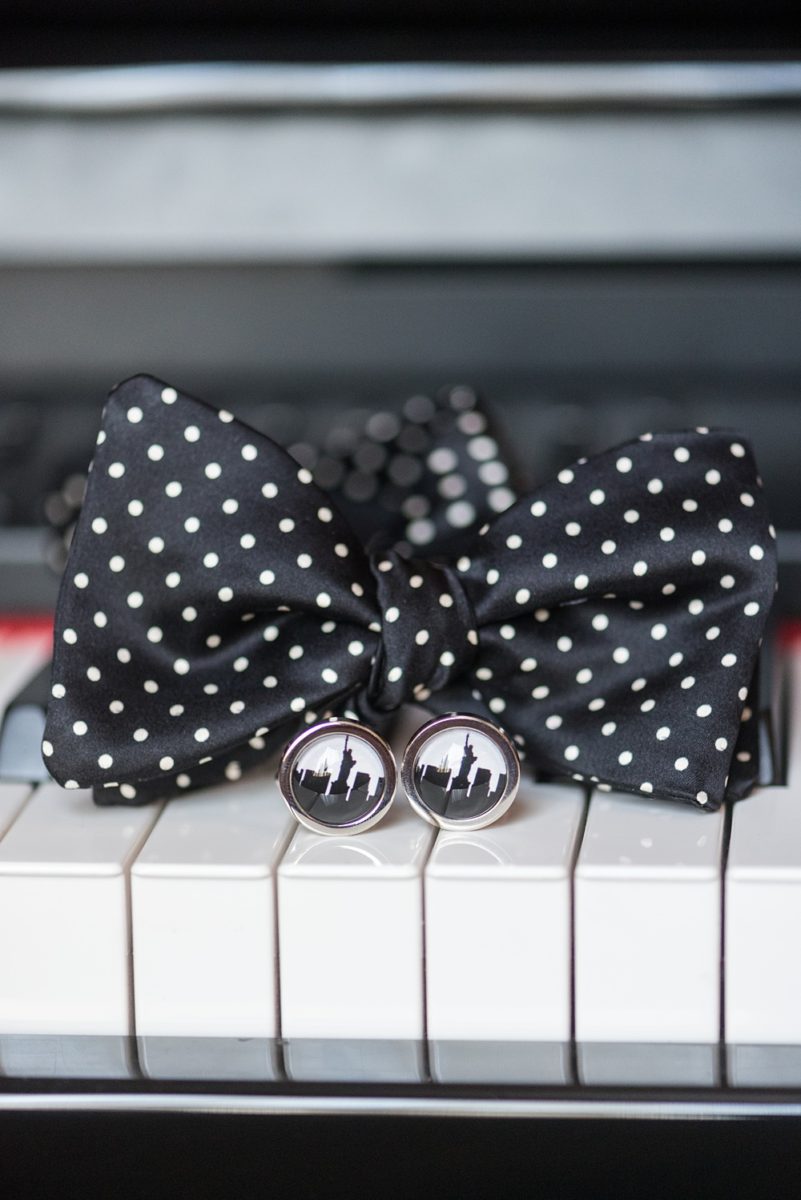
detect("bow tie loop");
top-left (364, 549), bottom-right (478, 712)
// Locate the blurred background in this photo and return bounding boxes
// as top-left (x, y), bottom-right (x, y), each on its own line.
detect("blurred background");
top-left (1, 0), bottom-right (801, 609)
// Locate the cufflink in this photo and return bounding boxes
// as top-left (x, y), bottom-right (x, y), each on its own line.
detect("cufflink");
top-left (400, 713), bottom-right (521, 831)
top-left (278, 719), bottom-right (397, 836)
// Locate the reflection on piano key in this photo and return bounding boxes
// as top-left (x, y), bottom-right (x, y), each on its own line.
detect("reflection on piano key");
top-left (0, 1034), bottom-right (134, 1079)
top-left (578, 1042), bottom-right (719, 1088)
top-left (430, 1040), bottom-right (571, 1086)
top-left (138, 1037), bottom-right (281, 1082)
top-left (131, 770), bottom-right (294, 1040)
top-left (0, 783), bottom-right (160, 1035)
top-left (0, 633), bottom-right (49, 727)
top-left (575, 788), bottom-right (724, 1085)
top-left (726, 647), bottom-right (801, 1084)
top-left (425, 781), bottom-right (585, 1085)
top-left (278, 802), bottom-right (434, 1082)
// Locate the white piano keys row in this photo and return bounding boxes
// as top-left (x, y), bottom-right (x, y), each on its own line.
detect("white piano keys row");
top-left (0, 641), bottom-right (798, 1086)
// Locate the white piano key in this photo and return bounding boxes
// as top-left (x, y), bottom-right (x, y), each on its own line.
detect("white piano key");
top-left (131, 770), bottom-right (294, 1039)
top-left (726, 647), bottom-right (801, 1070)
top-left (425, 780), bottom-right (585, 1083)
top-left (138, 1036), bottom-right (281, 1082)
top-left (0, 1034), bottom-right (134, 1079)
top-left (575, 787), bottom-right (725, 1068)
top-left (278, 803), bottom-right (435, 1044)
top-left (0, 782), bottom-right (159, 1035)
top-left (0, 782), bottom-right (31, 836)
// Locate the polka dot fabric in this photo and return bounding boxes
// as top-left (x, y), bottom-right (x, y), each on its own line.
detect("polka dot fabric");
top-left (44, 375), bottom-right (777, 812)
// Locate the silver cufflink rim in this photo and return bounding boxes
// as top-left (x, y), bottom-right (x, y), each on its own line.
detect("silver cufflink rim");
top-left (278, 718), bottom-right (397, 837)
top-left (400, 711), bottom-right (521, 832)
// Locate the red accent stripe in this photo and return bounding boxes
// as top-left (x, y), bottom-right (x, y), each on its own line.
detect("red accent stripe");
top-left (0, 616), bottom-right (54, 644)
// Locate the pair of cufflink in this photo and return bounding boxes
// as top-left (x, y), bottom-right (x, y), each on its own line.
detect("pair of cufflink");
top-left (278, 712), bottom-right (521, 837)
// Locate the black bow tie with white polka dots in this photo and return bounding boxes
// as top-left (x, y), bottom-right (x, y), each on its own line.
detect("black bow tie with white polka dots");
top-left (43, 374), bottom-right (777, 812)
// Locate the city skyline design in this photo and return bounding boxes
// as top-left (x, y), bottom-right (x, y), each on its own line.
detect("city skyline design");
top-left (293, 733), bottom-right (384, 816)
top-left (415, 729), bottom-right (507, 818)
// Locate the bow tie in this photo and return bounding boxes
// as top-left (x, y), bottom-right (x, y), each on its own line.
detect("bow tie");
top-left (44, 374), bottom-right (776, 812)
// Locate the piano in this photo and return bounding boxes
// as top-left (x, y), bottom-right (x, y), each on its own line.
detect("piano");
top-left (2, 2), bottom-right (801, 1194)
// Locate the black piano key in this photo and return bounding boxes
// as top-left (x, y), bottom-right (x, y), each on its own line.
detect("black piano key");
top-left (0, 660), bottom-right (51, 782)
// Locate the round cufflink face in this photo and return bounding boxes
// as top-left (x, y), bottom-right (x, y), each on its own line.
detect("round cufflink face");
top-left (278, 719), bottom-right (396, 836)
top-left (401, 713), bottom-right (521, 831)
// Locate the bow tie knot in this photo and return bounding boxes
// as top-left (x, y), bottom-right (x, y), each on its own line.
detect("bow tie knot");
top-left (365, 549), bottom-right (477, 712)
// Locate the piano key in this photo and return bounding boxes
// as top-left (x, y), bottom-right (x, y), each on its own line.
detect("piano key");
top-left (425, 780), bottom-right (585, 1085)
top-left (726, 645), bottom-right (801, 1083)
top-left (0, 782), bottom-right (160, 1035)
top-left (0, 634), bottom-right (49, 726)
top-left (0, 1034), bottom-right (135, 1080)
top-left (0, 661), bottom-right (52, 781)
top-left (131, 769), bottom-right (294, 1040)
top-left (278, 800), bottom-right (434, 1082)
top-left (138, 1036), bottom-right (281, 1082)
top-left (575, 787), bottom-right (725, 1085)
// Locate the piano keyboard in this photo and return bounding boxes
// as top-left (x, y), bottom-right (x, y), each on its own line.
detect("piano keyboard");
top-left (0, 622), bottom-right (799, 1092)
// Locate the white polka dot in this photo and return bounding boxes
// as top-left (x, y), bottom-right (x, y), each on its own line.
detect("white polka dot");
top-left (108, 461), bottom-right (125, 478)
top-left (297, 553), bottom-right (312, 569)
top-left (127, 592), bottom-right (143, 608)
top-left (592, 613), bottom-right (609, 631)
top-left (166, 571), bottom-right (181, 588)
top-left (52, 684), bottom-right (66, 699)
top-left (674, 446), bottom-right (690, 463)
top-left (262, 483), bottom-right (278, 500)
top-left (675, 757), bottom-right (689, 771)
top-left (159, 756), bottom-right (175, 772)
top-left (489, 698), bottom-right (506, 714)
top-left (205, 463), bottom-right (222, 479)
top-left (506, 533), bottom-right (522, 550)
top-left (173, 658), bottom-right (190, 675)
top-left (128, 499), bottom-right (144, 516)
top-left (716, 737), bottom-right (728, 751)
top-left (72, 720), bottom-right (87, 736)
top-left (647, 479), bottom-right (663, 495)
top-left (691, 550), bottom-right (706, 566)
top-left (532, 686), bottom-right (550, 699)
top-left (230, 701), bottom-right (245, 714)
top-left (656, 727), bottom-right (671, 740)
top-left (706, 626), bottom-right (720, 640)
top-left (147, 626), bottom-right (162, 643)
top-left (681, 676), bottom-right (695, 689)
top-left (731, 442), bottom-right (746, 457)
top-left (521, 658), bottom-right (537, 672)
top-left (564, 745), bottom-right (580, 761)
top-left (589, 489), bottom-right (605, 506)
top-left (744, 601), bottom-right (760, 617)
top-left (144, 680), bottom-right (158, 694)
top-left (697, 704), bottom-right (712, 718)
top-left (74, 572), bottom-right (89, 589)
top-left (218, 587), bottom-right (234, 602)
top-left (348, 641), bottom-right (364, 656)
top-left (660, 527), bottom-right (675, 542)
top-left (574, 574), bottom-right (589, 591)
top-left (651, 623), bottom-right (667, 640)
top-left (91, 517), bottom-right (107, 534)
top-left (588, 698), bottom-right (605, 712)
top-left (576, 668), bottom-right (593, 684)
top-left (750, 545), bottom-right (764, 561)
top-left (108, 555), bottom-right (125, 572)
top-left (385, 607), bottom-right (400, 624)
top-left (93, 612), bottom-right (107, 628)
top-left (297, 467), bottom-right (313, 484)
top-left (184, 517), bottom-right (200, 534)
top-left (222, 498), bottom-right (239, 516)
top-left (290, 698), bottom-right (306, 713)
top-left (669, 651), bottom-right (684, 667)
top-left (601, 540), bottom-right (616, 555)
top-left (165, 481), bottom-right (182, 498)
top-left (741, 492), bottom-right (755, 508)
top-left (259, 569), bottom-right (275, 586)
top-left (542, 553), bottom-right (557, 569)
top-left (720, 574), bottom-right (735, 589)
top-left (531, 500), bottom-right (547, 516)
top-left (616, 456), bottom-right (633, 473)
top-left (184, 425), bottom-right (200, 442)
top-left (618, 750), bottom-right (633, 765)
top-left (683, 498), bottom-right (698, 513)
top-left (414, 629), bottom-right (430, 646)
top-left (613, 646), bottom-right (630, 664)
top-left (133, 728), bottom-right (149, 743)
top-left (640, 698), bottom-right (655, 713)
top-left (633, 561), bottom-right (648, 577)
top-left (194, 728), bottom-right (209, 743)
top-left (546, 715), bottom-right (562, 730)
top-left (241, 444), bottom-right (258, 461)
top-left (624, 509), bottom-right (640, 524)
top-left (500, 625), bottom-right (516, 641)
top-left (557, 636), bottom-right (572, 652)
top-left (705, 469), bottom-right (721, 485)
top-left (719, 518), bottom-right (733, 533)
top-left (352, 582), bottom-right (364, 597)
top-left (148, 537), bottom-right (164, 554)
top-left (440, 651), bottom-right (456, 667)
top-left (722, 653), bottom-right (737, 667)
top-left (161, 386), bottom-right (177, 404)
top-left (147, 445), bottom-right (163, 463)
top-left (117, 648), bottom-right (131, 663)
top-left (279, 518), bottom-right (295, 534)
top-left (42, 740), bottom-right (54, 757)
top-left (233, 656), bottom-right (249, 672)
